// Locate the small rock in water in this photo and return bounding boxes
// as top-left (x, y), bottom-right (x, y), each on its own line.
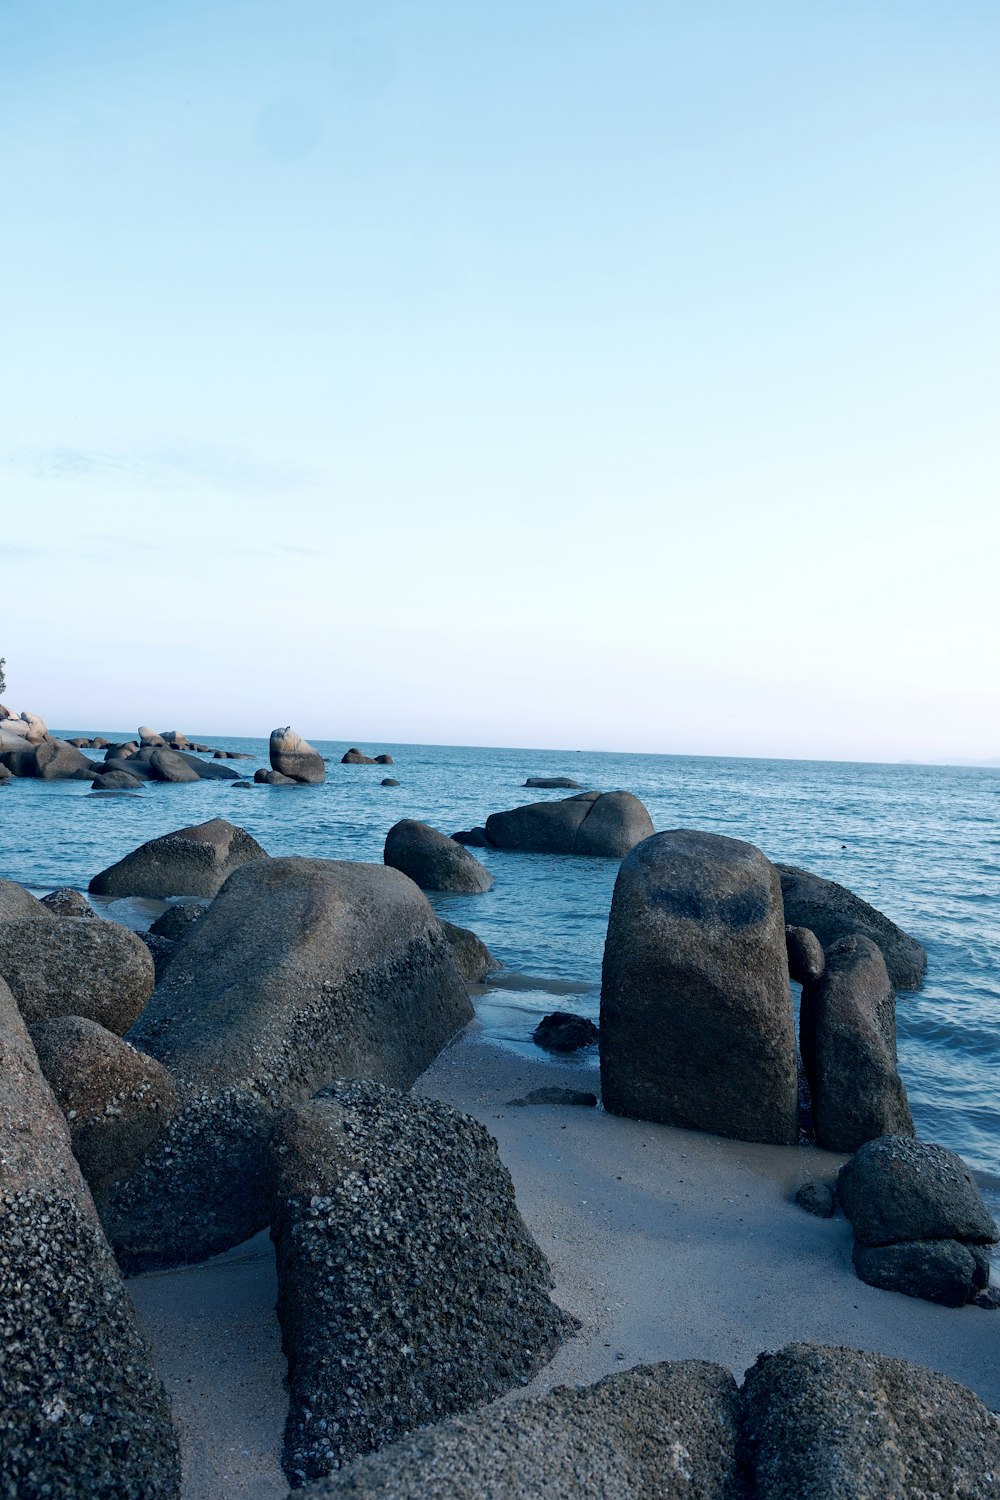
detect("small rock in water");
top-left (508, 1087), bottom-right (598, 1108)
top-left (533, 1011), bottom-right (599, 1053)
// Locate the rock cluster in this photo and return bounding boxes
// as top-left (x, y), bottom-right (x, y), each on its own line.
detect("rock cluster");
top-left (0, 714), bottom-right (248, 783)
top-left (342, 748), bottom-right (394, 765)
top-left (384, 819), bottom-right (494, 893)
top-left (89, 818), bottom-right (269, 899)
top-left (454, 790), bottom-right (654, 858)
top-left (777, 863), bottom-right (927, 989)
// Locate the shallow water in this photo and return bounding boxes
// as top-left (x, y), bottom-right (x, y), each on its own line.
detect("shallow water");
top-left (3, 735), bottom-right (998, 1187)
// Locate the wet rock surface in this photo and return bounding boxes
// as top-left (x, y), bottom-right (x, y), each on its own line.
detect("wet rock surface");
top-left (439, 920), bottom-right (502, 983)
top-left (532, 1010), bottom-right (599, 1052)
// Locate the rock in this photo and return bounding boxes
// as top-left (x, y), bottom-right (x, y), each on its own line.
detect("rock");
top-left (0, 876), bottom-right (49, 922)
top-left (270, 1078), bottom-right (577, 1484)
top-left (21, 709), bottom-right (49, 743)
top-left (256, 767), bottom-right (299, 785)
top-left (600, 830), bottom-right (798, 1145)
top-left (440, 921), bottom-right (502, 983)
top-left (170, 749), bottom-right (241, 780)
top-left (231, 780), bottom-right (253, 788)
top-left (91, 769), bottom-right (145, 791)
top-left (784, 924), bottom-right (824, 985)
top-left (98, 858), bottom-right (473, 1270)
top-left (0, 718), bottom-right (30, 741)
top-left (852, 1238), bottom-right (981, 1306)
top-left (532, 1011), bottom-right (599, 1052)
top-left (160, 731), bottom-right (189, 747)
top-left (837, 1135), bottom-right (999, 1247)
top-left (485, 790), bottom-right (654, 858)
top-left (793, 1181), bottom-right (836, 1217)
top-left (148, 747), bottom-right (202, 782)
top-left (0, 761), bottom-right (10, 781)
top-left (776, 863), bottom-right (926, 989)
top-left (451, 826), bottom-right (493, 848)
top-left (0, 977), bottom-right (181, 1498)
top-left (738, 1342), bottom-right (1000, 1497)
top-left (374, 753), bottom-right (393, 765)
top-left (292, 1359), bottom-right (741, 1499)
top-left (103, 749), bottom-right (155, 779)
top-left (342, 747), bottom-right (376, 764)
top-left (508, 1087), bottom-right (598, 1107)
top-left (800, 935), bottom-right (913, 1153)
top-left (0, 742), bottom-right (38, 776)
top-left (137, 725), bottom-right (166, 746)
top-left (524, 776), bottom-right (581, 789)
top-left (271, 726), bottom-right (326, 784)
top-left (28, 1016), bottom-right (177, 1191)
top-left (39, 888), bottom-right (99, 919)
top-left (67, 737), bottom-right (92, 747)
top-left (0, 915), bottom-right (154, 1034)
top-left (148, 902), bottom-right (206, 942)
top-left (92, 736), bottom-right (110, 748)
top-left (89, 818), bottom-right (269, 899)
top-left (380, 777), bottom-right (399, 786)
top-left (384, 819), bottom-right (494, 893)
top-left (35, 738), bottom-right (99, 780)
top-left (140, 931), bottom-right (179, 982)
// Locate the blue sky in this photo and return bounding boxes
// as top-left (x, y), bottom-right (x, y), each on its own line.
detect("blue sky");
top-left (3, 2), bottom-right (998, 760)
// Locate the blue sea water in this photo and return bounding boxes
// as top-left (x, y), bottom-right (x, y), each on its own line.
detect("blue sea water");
top-left (2, 736), bottom-right (998, 1189)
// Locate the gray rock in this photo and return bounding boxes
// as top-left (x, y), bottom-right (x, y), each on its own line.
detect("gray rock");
top-left (35, 737), bottom-right (99, 780)
top-left (777, 863), bottom-right (926, 989)
top-left (0, 761), bottom-right (10, 781)
top-left (852, 1238), bottom-right (981, 1306)
top-left (486, 790), bottom-right (654, 858)
top-left (600, 830), bottom-right (798, 1145)
top-left (524, 776), bottom-right (582, 788)
top-left (793, 1182), bottom-right (836, 1217)
top-left (342, 747), bottom-right (376, 764)
top-left (271, 1078), bottom-right (577, 1484)
top-left (533, 1011), bottom-right (599, 1052)
top-left (784, 924), bottom-right (824, 985)
top-left (380, 777), bottom-right (399, 786)
top-left (0, 915), bottom-right (154, 1034)
top-left (138, 725), bottom-right (167, 746)
top-left (256, 767), bottom-right (299, 784)
top-left (440, 921), bottom-right (502, 983)
top-left (451, 826), bottom-right (493, 848)
top-left (508, 1087), bottom-right (598, 1107)
top-left (801, 935), bottom-right (913, 1153)
top-left (374, 753), bottom-right (393, 765)
top-left (103, 749), bottom-right (155, 779)
top-left (838, 1135), bottom-right (999, 1246)
top-left (97, 858), bottom-right (473, 1271)
top-left (0, 742), bottom-right (38, 776)
top-left (148, 747), bottom-right (201, 782)
top-left (384, 819), bottom-right (494, 893)
top-left (141, 930), bottom-right (179, 982)
top-left (149, 901), bottom-right (206, 942)
top-left (0, 978), bottom-right (181, 1499)
top-left (738, 1342), bottom-right (1000, 1497)
top-left (170, 749), bottom-right (241, 781)
top-left (89, 817), bottom-right (269, 899)
top-left (28, 1015), bottom-right (177, 1191)
top-left (0, 876), bottom-right (49, 922)
top-left (293, 1359), bottom-right (741, 1499)
top-left (40, 887), bottom-right (99, 919)
top-left (271, 726), bottom-right (326, 783)
top-left (91, 768), bottom-right (146, 792)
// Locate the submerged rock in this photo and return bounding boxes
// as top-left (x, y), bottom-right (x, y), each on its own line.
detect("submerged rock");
top-left (485, 790), bottom-right (653, 858)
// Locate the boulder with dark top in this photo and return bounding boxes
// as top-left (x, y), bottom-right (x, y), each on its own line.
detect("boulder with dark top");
top-left (291, 1360), bottom-right (741, 1500)
top-left (39, 888), bottom-right (99, 919)
top-left (89, 818), bottom-right (269, 898)
top-left (776, 863), bottom-right (926, 989)
top-left (374, 753), bottom-right (393, 764)
top-left (600, 830), bottom-right (798, 1145)
top-left (342, 747), bottom-right (376, 763)
top-left (524, 776), bottom-right (581, 789)
top-left (533, 1011), bottom-right (599, 1052)
top-left (148, 747), bottom-right (201, 782)
top-left (486, 790), bottom-right (654, 858)
top-left (256, 767), bottom-right (299, 785)
top-left (738, 1343), bottom-right (1000, 1498)
top-left (97, 858), bottom-right (473, 1271)
top-left (91, 770), bottom-right (145, 792)
top-left (451, 826), bottom-right (493, 848)
top-left (270, 1078), bottom-right (577, 1485)
top-left (800, 934), bottom-right (913, 1153)
top-left (28, 1015), bottom-right (177, 1191)
top-left (384, 819), bottom-right (494, 893)
top-left (35, 738), bottom-right (100, 780)
top-left (149, 901), bottom-right (206, 942)
top-left (271, 726), bottom-right (326, 783)
top-left (161, 731), bottom-right (189, 748)
top-left (837, 1135), bottom-right (999, 1247)
top-left (784, 924), bottom-right (824, 985)
top-left (440, 921), bottom-right (502, 983)
top-left (0, 915), bottom-right (154, 1034)
top-left (0, 876), bottom-right (49, 922)
top-left (852, 1238), bottom-right (983, 1306)
top-left (0, 978), bottom-right (181, 1499)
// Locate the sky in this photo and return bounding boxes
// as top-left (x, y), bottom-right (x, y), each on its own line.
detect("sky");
top-left (2, 1), bottom-right (998, 762)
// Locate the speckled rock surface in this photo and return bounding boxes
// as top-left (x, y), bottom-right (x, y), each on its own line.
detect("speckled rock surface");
top-left (838, 1135), bottom-right (999, 1247)
top-left (39, 887), bottom-right (100, 919)
top-left (270, 1078), bottom-right (578, 1486)
top-left (0, 913), bottom-right (154, 1033)
top-left (98, 858), bottom-right (473, 1272)
top-left (600, 830), bottom-right (798, 1145)
top-left (738, 1342), bottom-right (1000, 1498)
top-left (384, 819), bottom-right (494, 893)
top-left (776, 864), bottom-right (926, 990)
top-left (485, 790), bottom-right (654, 858)
top-left (148, 901), bottom-right (207, 942)
top-left (852, 1237), bottom-right (982, 1306)
top-left (293, 1359), bottom-right (741, 1498)
top-left (0, 977), bottom-right (181, 1498)
top-left (29, 1015), bottom-right (177, 1190)
top-left (0, 875), bottom-right (49, 921)
top-left (439, 920), bottom-right (501, 983)
top-left (88, 817), bottom-right (269, 898)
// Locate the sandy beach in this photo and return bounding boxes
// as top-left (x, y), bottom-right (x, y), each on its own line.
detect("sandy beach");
top-left (128, 1022), bottom-right (1000, 1499)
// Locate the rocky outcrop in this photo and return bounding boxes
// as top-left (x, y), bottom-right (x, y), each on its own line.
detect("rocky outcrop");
top-left (148, 747), bottom-right (202, 782)
top-left (89, 818), bottom-right (269, 899)
top-left (384, 819), bottom-right (494, 893)
top-left (0, 977), bottom-right (181, 1498)
top-left (800, 935), bottom-right (913, 1153)
top-left (98, 858), bottom-right (473, 1271)
top-left (138, 725), bottom-right (167, 746)
top-left (342, 747), bottom-right (376, 764)
top-left (270, 1079), bottom-right (577, 1485)
top-left (35, 738), bottom-right (99, 780)
top-left (0, 915), bottom-right (154, 1034)
top-left (440, 921), bottom-right (501, 982)
top-left (600, 831), bottom-right (798, 1145)
top-left (271, 727), bottom-right (326, 784)
top-left (776, 864), bottom-right (926, 989)
top-left (484, 791), bottom-right (654, 858)
top-left (533, 1011), bottom-right (599, 1052)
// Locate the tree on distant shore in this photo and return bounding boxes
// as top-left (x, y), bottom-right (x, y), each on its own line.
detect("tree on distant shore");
top-left (0, 658), bottom-right (5, 696)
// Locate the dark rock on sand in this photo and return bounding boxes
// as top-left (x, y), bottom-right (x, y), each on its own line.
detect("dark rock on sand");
top-left (451, 826), bottom-right (494, 848)
top-left (784, 924), bottom-right (824, 985)
top-left (524, 776), bottom-right (581, 789)
top-left (801, 935), bottom-right (913, 1153)
top-left (533, 1011), bottom-right (599, 1052)
top-left (486, 790), bottom-right (653, 858)
top-left (838, 1135), bottom-right (999, 1247)
top-left (39, 887), bottom-right (99, 919)
top-left (89, 817), bottom-right (269, 899)
top-left (98, 858), bottom-right (473, 1271)
top-left (0, 977), bottom-right (181, 1499)
top-left (508, 1087), bottom-right (598, 1107)
top-left (0, 915), bottom-right (154, 1034)
top-left (270, 1078), bottom-right (577, 1484)
top-left (292, 1360), bottom-right (741, 1500)
top-left (271, 727), bottom-right (326, 783)
top-left (440, 920), bottom-right (501, 982)
top-left (600, 830), bottom-right (798, 1145)
top-left (794, 1181), bottom-right (836, 1218)
top-left (776, 863), bottom-right (926, 989)
top-left (384, 819), bottom-right (494, 893)
top-left (738, 1342), bottom-right (1000, 1497)
top-left (852, 1238), bottom-right (982, 1306)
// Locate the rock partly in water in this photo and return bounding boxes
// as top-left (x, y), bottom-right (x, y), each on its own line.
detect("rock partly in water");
top-left (777, 863), bottom-right (927, 990)
top-left (380, 777), bottom-right (400, 787)
top-left (342, 747), bottom-right (376, 764)
top-left (0, 915), bottom-right (154, 1034)
top-left (39, 888), bottom-right (99, 920)
top-left (485, 790), bottom-right (653, 858)
top-left (35, 738), bottom-right (99, 780)
top-left (255, 767), bottom-right (299, 785)
top-left (451, 826), bottom-right (493, 848)
top-left (838, 1134), bottom-right (999, 1247)
top-left (384, 819), bottom-right (494, 893)
top-left (91, 769), bottom-right (146, 792)
top-left (532, 1011), bottom-right (599, 1053)
top-left (440, 920), bottom-right (502, 983)
top-left (148, 747), bottom-right (201, 782)
top-left (148, 901), bottom-right (207, 943)
top-left (89, 818), bottom-right (269, 899)
top-left (524, 776), bottom-right (582, 789)
top-left (270, 727), bottom-right (326, 783)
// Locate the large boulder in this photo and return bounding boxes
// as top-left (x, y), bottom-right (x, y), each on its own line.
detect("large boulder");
top-left (800, 935), bottom-right (913, 1153)
top-left (0, 977), bottom-right (181, 1498)
top-left (485, 790), bottom-right (653, 858)
top-left (784, 924), bottom-right (824, 985)
top-left (776, 863), bottom-right (926, 989)
top-left (0, 915), bottom-right (154, 1034)
top-left (738, 1343), bottom-right (1000, 1497)
top-left (21, 709), bottom-right (49, 742)
top-left (384, 819), bottom-right (494, 893)
top-left (342, 747), bottom-right (376, 764)
top-left (838, 1135), bottom-right (998, 1247)
top-left (293, 1359), bottom-right (740, 1499)
top-left (35, 738), bottom-right (99, 780)
top-left (89, 818), bottom-right (269, 899)
top-left (138, 725), bottom-right (166, 746)
top-left (148, 747), bottom-right (201, 782)
top-left (0, 876), bottom-right (49, 922)
top-left (90, 769), bottom-right (145, 792)
top-left (270, 1079), bottom-right (577, 1485)
top-left (600, 830), bottom-right (798, 1145)
top-left (0, 741), bottom-right (38, 775)
top-left (28, 1016), bottom-right (177, 1191)
top-left (851, 1238), bottom-right (987, 1308)
top-left (97, 858), bottom-right (473, 1271)
top-left (271, 726), bottom-right (326, 784)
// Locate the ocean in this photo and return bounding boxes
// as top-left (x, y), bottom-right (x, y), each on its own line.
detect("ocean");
top-left (3, 735), bottom-right (998, 1197)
